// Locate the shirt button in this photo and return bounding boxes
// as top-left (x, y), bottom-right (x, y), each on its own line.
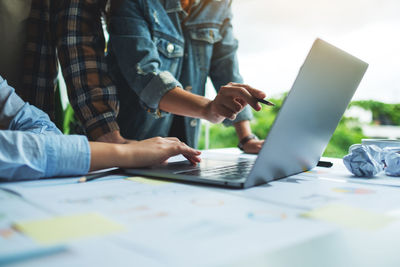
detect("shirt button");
top-left (209, 29), bottom-right (214, 39)
top-left (190, 119), bottom-right (197, 127)
top-left (167, 43), bottom-right (174, 53)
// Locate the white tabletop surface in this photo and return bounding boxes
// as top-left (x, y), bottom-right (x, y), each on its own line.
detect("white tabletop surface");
top-left (2, 148), bottom-right (400, 267)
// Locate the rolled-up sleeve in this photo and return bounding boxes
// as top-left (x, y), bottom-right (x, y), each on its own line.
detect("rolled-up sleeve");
top-left (0, 131), bottom-right (90, 181)
top-left (9, 103), bottom-right (62, 135)
top-left (0, 75), bottom-right (90, 181)
top-left (0, 76), bottom-right (61, 135)
top-left (0, 77), bottom-right (25, 129)
top-left (108, 0), bottom-right (182, 116)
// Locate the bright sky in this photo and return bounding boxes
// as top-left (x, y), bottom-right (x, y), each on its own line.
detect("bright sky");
top-left (231, 0), bottom-right (400, 103)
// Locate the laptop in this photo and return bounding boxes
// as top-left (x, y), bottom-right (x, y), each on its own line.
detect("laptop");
top-left (124, 39), bottom-right (368, 189)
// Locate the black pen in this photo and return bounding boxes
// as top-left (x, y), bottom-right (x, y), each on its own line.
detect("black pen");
top-left (256, 98), bottom-right (275, 106)
top-left (317, 160), bottom-right (333, 168)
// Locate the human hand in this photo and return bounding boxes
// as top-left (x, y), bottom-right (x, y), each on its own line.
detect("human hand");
top-left (242, 139), bottom-right (264, 154)
top-left (96, 130), bottom-right (127, 144)
top-left (119, 137), bottom-right (201, 168)
top-left (205, 83), bottom-right (267, 123)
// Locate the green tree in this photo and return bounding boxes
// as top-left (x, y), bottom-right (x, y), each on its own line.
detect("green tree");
top-left (350, 100), bottom-right (400, 125)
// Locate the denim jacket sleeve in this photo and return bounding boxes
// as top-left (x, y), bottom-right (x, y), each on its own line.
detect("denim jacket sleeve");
top-left (209, 2), bottom-right (253, 126)
top-left (108, 0), bottom-right (182, 117)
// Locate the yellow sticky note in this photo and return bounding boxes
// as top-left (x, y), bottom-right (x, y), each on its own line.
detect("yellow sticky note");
top-left (125, 176), bottom-right (170, 185)
top-left (14, 213), bottom-right (125, 245)
top-left (301, 203), bottom-right (395, 230)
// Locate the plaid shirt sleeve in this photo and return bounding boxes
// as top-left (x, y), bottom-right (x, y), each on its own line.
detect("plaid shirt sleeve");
top-left (22, 0), bottom-right (120, 140)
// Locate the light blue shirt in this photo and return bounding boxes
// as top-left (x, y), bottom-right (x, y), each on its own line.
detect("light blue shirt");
top-left (0, 76), bottom-right (90, 181)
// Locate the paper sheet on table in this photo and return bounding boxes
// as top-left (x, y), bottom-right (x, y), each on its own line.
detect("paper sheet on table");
top-left (301, 203), bottom-right (395, 230)
top-left (166, 148), bottom-right (257, 163)
top-left (301, 157), bottom-right (400, 188)
top-left (4, 179), bottom-right (337, 266)
top-left (0, 190), bottom-right (67, 264)
top-left (14, 213), bottom-right (125, 245)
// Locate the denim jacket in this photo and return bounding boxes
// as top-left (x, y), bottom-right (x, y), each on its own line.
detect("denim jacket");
top-left (107, 0), bottom-right (253, 148)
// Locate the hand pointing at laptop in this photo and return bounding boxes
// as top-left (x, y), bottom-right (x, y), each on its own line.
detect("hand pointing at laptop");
top-left (159, 82), bottom-right (270, 123)
top-left (159, 82), bottom-right (270, 154)
top-left (205, 82), bottom-right (269, 123)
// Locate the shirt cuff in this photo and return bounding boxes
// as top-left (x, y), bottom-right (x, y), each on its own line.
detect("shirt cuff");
top-left (139, 71), bottom-right (182, 118)
top-left (44, 135), bottom-right (91, 177)
top-left (223, 105), bottom-right (253, 127)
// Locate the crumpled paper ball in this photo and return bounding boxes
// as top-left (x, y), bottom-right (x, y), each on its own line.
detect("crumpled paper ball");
top-left (383, 148), bottom-right (400, 176)
top-left (343, 144), bottom-right (384, 177)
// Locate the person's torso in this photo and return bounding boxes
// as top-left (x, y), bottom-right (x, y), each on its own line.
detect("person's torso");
top-left (113, 0), bottom-right (231, 148)
top-left (149, 0), bottom-right (230, 94)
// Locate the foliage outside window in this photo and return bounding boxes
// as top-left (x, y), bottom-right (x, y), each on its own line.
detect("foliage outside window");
top-left (198, 94), bottom-right (400, 158)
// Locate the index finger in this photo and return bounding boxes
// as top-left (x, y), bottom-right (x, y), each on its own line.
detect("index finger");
top-left (183, 154), bottom-right (201, 165)
top-left (223, 85), bottom-right (260, 111)
top-left (230, 83), bottom-right (266, 99)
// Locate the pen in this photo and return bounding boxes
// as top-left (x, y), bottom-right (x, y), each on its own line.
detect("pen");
top-left (78, 169), bottom-right (119, 183)
top-left (256, 98), bottom-right (275, 106)
top-left (317, 160), bottom-right (333, 168)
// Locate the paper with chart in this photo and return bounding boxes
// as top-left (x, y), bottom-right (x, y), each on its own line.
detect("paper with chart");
top-left (3, 154), bottom-right (400, 267)
top-left (0, 175), bottom-right (337, 266)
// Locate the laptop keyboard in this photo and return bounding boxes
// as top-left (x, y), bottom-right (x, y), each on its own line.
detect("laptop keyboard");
top-left (176, 161), bottom-right (255, 180)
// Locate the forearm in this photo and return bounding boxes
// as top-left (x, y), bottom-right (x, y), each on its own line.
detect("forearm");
top-left (57, 0), bottom-right (120, 140)
top-left (90, 137), bottom-right (202, 171)
top-left (89, 142), bottom-right (124, 171)
top-left (159, 87), bottom-right (211, 120)
top-left (234, 120), bottom-right (252, 140)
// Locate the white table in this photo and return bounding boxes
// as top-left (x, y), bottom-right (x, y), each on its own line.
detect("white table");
top-left (2, 148), bottom-right (400, 267)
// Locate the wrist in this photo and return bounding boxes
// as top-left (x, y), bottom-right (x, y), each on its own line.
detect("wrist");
top-left (160, 87), bottom-right (212, 120)
top-left (89, 142), bottom-right (124, 171)
top-left (113, 143), bottom-right (131, 168)
top-left (238, 134), bottom-right (259, 151)
top-left (96, 130), bottom-right (126, 144)
top-left (202, 99), bottom-right (214, 121)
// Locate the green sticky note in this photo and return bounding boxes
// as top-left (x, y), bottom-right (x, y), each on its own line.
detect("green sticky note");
top-left (125, 176), bottom-right (171, 185)
top-left (301, 203), bottom-right (395, 230)
top-left (14, 213), bottom-right (125, 245)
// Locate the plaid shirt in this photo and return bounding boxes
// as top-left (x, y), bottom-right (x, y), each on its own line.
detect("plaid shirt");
top-left (21, 0), bottom-right (120, 140)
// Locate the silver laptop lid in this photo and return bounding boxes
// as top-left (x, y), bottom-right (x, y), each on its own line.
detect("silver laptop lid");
top-left (245, 38), bottom-right (368, 188)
